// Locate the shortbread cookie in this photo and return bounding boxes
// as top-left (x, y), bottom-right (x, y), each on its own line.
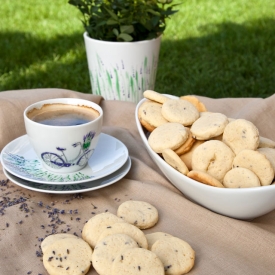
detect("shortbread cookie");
top-left (82, 212), bottom-right (125, 248)
top-left (146, 232), bottom-right (173, 250)
top-left (43, 237), bottom-right (93, 275)
top-left (222, 119), bottom-right (260, 155)
top-left (187, 170), bottom-right (224, 188)
top-left (191, 140), bottom-right (235, 182)
top-left (174, 128), bottom-right (196, 155)
top-left (180, 95), bottom-right (207, 112)
top-left (190, 112), bottom-right (228, 140)
top-left (162, 148), bottom-right (189, 175)
top-left (41, 233), bottom-right (78, 253)
top-left (143, 90), bottom-right (170, 104)
top-left (161, 99), bottom-right (200, 126)
top-left (138, 100), bottom-right (168, 132)
top-left (92, 234), bottom-right (139, 275)
top-left (117, 200), bottom-right (158, 229)
top-left (97, 222), bottom-right (148, 249)
top-left (232, 149), bottom-right (274, 186)
top-left (112, 247), bottom-right (165, 275)
top-left (148, 122), bottom-right (188, 153)
top-left (179, 140), bottom-right (205, 170)
top-left (257, 147), bottom-right (275, 171)
top-left (223, 167), bottom-right (261, 188)
top-left (258, 136), bottom-right (275, 148)
top-left (151, 237), bottom-right (195, 275)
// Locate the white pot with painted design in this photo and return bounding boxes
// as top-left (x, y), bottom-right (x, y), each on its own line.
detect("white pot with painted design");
top-left (84, 32), bottom-right (161, 104)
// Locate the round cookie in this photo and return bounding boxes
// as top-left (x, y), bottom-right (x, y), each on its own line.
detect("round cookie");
top-left (138, 100), bottom-right (168, 132)
top-left (41, 233), bottom-right (78, 253)
top-left (148, 122), bottom-right (188, 153)
top-left (258, 136), bottom-right (275, 149)
top-left (143, 90), bottom-right (170, 104)
top-left (190, 112), bottom-right (228, 140)
top-left (92, 234), bottom-right (139, 275)
top-left (161, 99), bottom-right (200, 126)
top-left (151, 236), bottom-right (195, 275)
top-left (223, 167), bottom-right (261, 188)
top-left (117, 200), bottom-right (158, 229)
top-left (257, 147), bottom-right (275, 171)
top-left (174, 127), bottom-right (196, 155)
top-left (180, 95), bottom-right (207, 112)
top-left (82, 212), bottom-right (125, 248)
top-left (97, 222), bottom-right (148, 249)
top-left (146, 232), bottom-right (173, 250)
top-left (162, 148), bottom-right (189, 175)
top-left (232, 149), bottom-right (274, 186)
top-left (187, 170), bottom-right (224, 188)
top-left (179, 140), bottom-right (205, 170)
top-left (222, 119), bottom-right (260, 155)
top-left (43, 237), bottom-right (93, 275)
top-left (111, 247), bottom-right (165, 275)
top-left (191, 140), bottom-right (235, 182)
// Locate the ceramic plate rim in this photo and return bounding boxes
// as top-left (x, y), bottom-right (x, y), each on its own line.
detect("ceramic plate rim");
top-left (1, 133), bottom-right (128, 184)
top-left (3, 157), bottom-right (131, 194)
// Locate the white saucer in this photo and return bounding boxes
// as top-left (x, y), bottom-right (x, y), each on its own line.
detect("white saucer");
top-left (3, 157), bottom-right (131, 194)
top-left (1, 133), bottom-right (128, 184)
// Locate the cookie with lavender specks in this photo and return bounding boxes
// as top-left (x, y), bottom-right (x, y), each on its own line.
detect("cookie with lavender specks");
top-left (146, 232), bottom-right (173, 250)
top-left (43, 237), bottom-right (93, 275)
top-left (97, 222), bottom-right (148, 249)
top-left (232, 149), bottom-right (274, 186)
top-left (117, 200), bottom-right (159, 229)
top-left (162, 148), bottom-right (189, 175)
top-left (223, 167), bottom-right (261, 188)
top-left (190, 112), bottom-right (228, 140)
top-left (222, 119), bottom-right (260, 155)
top-left (41, 233), bottom-right (78, 253)
top-left (148, 122), bottom-right (188, 153)
top-left (92, 233), bottom-right (139, 275)
top-left (138, 100), bottom-right (168, 132)
top-left (161, 99), bottom-right (200, 126)
top-left (151, 236), bottom-right (195, 275)
top-left (111, 247), bottom-right (165, 275)
top-left (82, 212), bottom-right (125, 248)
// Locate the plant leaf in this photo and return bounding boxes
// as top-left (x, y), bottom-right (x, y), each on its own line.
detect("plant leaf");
top-left (146, 9), bottom-right (160, 16)
top-left (113, 28), bottom-right (119, 37)
top-left (118, 33), bottom-right (133, 42)
top-left (107, 19), bottom-right (119, 25)
top-left (120, 25), bottom-right (134, 34)
top-left (103, 7), bottom-right (118, 21)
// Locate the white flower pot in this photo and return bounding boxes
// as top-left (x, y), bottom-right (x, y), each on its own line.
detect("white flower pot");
top-left (83, 32), bottom-right (161, 104)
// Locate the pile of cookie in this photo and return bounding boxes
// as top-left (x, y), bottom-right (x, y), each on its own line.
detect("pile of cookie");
top-left (42, 200), bottom-right (195, 275)
top-left (138, 90), bottom-right (275, 188)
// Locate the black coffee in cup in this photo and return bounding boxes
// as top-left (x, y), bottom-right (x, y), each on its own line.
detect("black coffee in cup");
top-left (27, 103), bottom-right (100, 126)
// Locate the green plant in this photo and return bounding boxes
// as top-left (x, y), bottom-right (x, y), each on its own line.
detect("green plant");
top-left (68, 0), bottom-right (179, 42)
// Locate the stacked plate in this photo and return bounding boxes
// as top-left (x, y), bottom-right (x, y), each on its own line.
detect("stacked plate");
top-left (0, 133), bottom-right (131, 194)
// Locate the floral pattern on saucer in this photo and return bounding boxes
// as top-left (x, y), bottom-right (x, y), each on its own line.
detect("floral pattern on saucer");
top-left (3, 153), bottom-right (93, 182)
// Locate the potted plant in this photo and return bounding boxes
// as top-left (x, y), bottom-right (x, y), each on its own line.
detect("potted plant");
top-left (69, 0), bottom-right (179, 103)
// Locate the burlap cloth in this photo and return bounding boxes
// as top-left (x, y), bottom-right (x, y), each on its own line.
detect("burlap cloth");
top-left (0, 88), bottom-right (275, 275)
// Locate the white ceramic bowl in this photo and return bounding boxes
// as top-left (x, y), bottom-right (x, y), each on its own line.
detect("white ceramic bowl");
top-left (135, 97), bottom-right (275, 220)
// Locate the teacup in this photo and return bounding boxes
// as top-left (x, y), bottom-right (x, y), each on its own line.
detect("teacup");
top-left (24, 98), bottom-right (103, 173)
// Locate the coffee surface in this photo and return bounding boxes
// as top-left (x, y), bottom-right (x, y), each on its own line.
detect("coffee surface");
top-left (27, 103), bottom-right (99, 126)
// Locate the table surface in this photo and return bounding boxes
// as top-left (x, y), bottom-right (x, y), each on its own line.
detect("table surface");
top-left (0, 88), bottom-right (275, 275)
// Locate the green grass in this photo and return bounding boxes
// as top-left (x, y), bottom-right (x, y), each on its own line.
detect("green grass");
top-left (0, 0), bottom-right (275, 98)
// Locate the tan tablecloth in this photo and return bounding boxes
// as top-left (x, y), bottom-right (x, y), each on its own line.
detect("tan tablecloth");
top-left (0, 88), bottom-right (275, 275)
